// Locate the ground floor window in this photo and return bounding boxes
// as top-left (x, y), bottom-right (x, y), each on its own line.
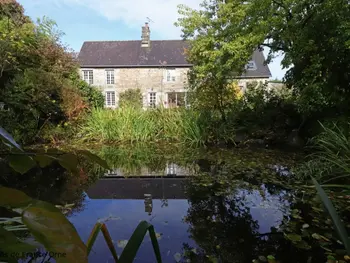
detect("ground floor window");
top-left (148, 92), bottom-right (156, 108)
top-left (105, 91), bottom-right (116, 107)
top-left (167, 92), bottom-right (186, 108)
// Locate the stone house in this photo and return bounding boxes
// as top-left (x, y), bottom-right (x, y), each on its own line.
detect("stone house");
top-left (77, 22), bottom-right (271, 108)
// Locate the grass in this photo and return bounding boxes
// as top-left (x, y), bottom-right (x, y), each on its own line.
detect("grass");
top-left (296, 122), bottom-right (350, 183)
top-left (78, 107), bottom-right (207, 146)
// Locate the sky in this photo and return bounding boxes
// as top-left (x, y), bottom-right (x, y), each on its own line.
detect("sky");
top-left (18, 0), bottom-right (287, 79)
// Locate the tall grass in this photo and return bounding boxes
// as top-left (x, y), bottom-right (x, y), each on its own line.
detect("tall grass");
top-left (297, 122), bottom-right (350, 183)
top-left (78, 107), bottom-right (206, 146)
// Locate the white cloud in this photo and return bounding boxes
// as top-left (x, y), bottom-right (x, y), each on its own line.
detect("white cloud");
top-left (49, 0), bottom-right (203, 39)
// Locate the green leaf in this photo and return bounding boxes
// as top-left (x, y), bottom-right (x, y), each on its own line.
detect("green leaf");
top-left (312, 177), bottom-right (350, 255)
top-left (119, 221), bottom-right (162, 263)
top-left (77, 150), bottom-right (109, 169)
top-left (285, 233), bottom-right (302, 242)
top-left (0, 225), bottom-right (36, 258)
top-left (0, 126), bottom-right (23, 151)
top-left (34, 154), bottom-right (54, 168)
top-left (0, 186), bottom-right (33, 208)
top-left (8, 155), bottom-right (36, 174)
top-left (86, 222), bottom-right (119, 262)
top-left (58, 153), bottom-right (79, 174)
top-left (21, 200), bottom-right (87, 263)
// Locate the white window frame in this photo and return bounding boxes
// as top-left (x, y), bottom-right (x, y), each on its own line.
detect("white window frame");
top-left (106, 70), bottom-right (115, 85)
top-left (245, 60), bottom-right (257, 71)
top-left (82, 70), bottom-right (93, 84)
top-left (105, 90), bottom-right (116, 108)
top-left (165, 69), bottom-right (176, 82)
top-left (148, 92), bottom-right (157, 108)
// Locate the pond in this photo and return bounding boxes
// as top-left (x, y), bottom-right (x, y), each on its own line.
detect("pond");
top-left (1, 144), bottom-right (342, 262)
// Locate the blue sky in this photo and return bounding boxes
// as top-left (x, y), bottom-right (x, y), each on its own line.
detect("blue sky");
top-left (18, 0), bottom-right (287, 79)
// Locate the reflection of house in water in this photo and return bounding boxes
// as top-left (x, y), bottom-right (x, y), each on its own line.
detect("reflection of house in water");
top-left (86, 178), bottom-right (187, 200)
top-left (144, 194), bottom-right (153, 215)
top-left (105, 163), bottom-right (194, 177)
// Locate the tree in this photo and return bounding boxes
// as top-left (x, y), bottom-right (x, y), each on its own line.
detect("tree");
top-left (176, 0), bottom-right (350, 117)
top-left (0, 0), bottom-right (102, 143)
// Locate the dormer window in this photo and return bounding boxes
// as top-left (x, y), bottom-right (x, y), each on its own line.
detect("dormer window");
top-left (245, 60), bottom-right (257, 70)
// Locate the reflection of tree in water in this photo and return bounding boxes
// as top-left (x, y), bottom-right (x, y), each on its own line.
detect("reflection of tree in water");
top-left (183, 174), bottom-right (261, 263)
top-left (0, 159), bottom-right (99, 216)
top-left (182, 164), bottom-right (328, 263)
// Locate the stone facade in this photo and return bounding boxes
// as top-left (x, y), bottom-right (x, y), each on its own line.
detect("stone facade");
top-left (80, 67), bottom-right (190, 108)
top-left (80, 67), bottom-right (270, 108)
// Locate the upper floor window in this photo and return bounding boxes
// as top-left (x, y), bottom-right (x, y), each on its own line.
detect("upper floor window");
top-left (166, 69), bottom-right (176, 82)
top-left (82, 70), bottom-right (93, 84)
top-left (105, 91), bottom-right (116, 107)
top-left (106, 70), bottom-right (115, 85)
top-left (245, 61), bottom-right (257, 70)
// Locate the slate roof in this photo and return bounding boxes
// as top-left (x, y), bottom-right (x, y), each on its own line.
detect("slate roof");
top-left (78, 40), bottom-right (271, 78)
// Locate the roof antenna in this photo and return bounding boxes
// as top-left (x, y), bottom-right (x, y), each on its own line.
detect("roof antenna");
top-left (146, 17), bottom-right (154, 23)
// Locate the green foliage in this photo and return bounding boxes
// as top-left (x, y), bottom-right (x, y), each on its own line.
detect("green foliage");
top-left (87, 221), bottom-right (162, 263)
top-left (0, 0), bottom-right (98, 144)
top-left (79, 107), bottom-right (206, 146)
top-left (69, 72), bottom-right (104, 108)
top-left (176, 0), bottom-right (350, 117)
top-left (296, 122), bottom-right (350, 183)
top-left (119, 88), bottom-right (143, 109)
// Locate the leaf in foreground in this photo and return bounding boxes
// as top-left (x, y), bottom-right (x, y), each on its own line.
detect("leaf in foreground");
top-left (8, 155), bottom-right (36, 174)
top-left (86, 222), bottom-right (119, 262)
top-left (0, 225), bottom-right (36, 256)
top-left (78, 150), bottom-right (110, 169)
top-left (118, 221), bottom-right (162, 263)
top-left (22, 200), bottom-right (87, 263)
top-left (0, 126), bottom-right (23, 151)
top-left (312, 177), bottom-right (350, 255)
top-left (0, 186), bottom-right (33, 208)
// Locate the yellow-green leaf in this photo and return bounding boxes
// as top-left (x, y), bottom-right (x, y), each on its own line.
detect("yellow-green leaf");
top-left (34, 154), bottom-right (54, 168)
top-left (58, 153), bottom-right (79, 174)
top-left (21, 200), bottom-right (87, 263)
top-left (8, 155), bottom-right (36, 174)
top-left (0, 186), bottom-right (33, 208)
top-left (77, 150), bottom-right (109, 169)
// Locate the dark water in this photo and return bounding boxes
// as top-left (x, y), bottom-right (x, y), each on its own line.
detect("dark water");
top-left (1, 145), bottom-right (333, 262)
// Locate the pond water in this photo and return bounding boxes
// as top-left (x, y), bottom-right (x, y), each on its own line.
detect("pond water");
top-left (1, 144), bottom-right (338, 262)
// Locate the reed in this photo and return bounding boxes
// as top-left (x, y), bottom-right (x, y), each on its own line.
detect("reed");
top-left (78, 107), bottom-right (206, 146)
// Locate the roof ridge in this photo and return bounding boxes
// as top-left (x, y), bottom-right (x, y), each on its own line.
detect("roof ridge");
top-left (83, 39), bottom-right (186, 43)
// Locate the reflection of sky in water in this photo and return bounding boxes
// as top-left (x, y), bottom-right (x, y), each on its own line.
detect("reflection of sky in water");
top-left (68, 182), bottom-right (291, 263)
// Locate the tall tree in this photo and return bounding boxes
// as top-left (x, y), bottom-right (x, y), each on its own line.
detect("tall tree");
top-left (176, 0), bottom-right (350, 116)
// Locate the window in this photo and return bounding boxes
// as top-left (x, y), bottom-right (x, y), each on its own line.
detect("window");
top-left (106, 70), bottom-right (115, 85)
top-left (166, 163), bottom-right (177, 176)
top-left (245, 60), bottom-right (257, 70)
top-left (105, 91), bottom-right (116, 107)
top-left (82, 70), bottom-right (93, 84)
top-left (167, 92), bottom-right (186, 108)
top-left (149, 92), bottom-right (156, 108)
top-left (166, 69), bottom-right (176, 82)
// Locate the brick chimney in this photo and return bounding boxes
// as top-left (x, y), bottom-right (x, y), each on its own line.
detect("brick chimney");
top-left (141, 22), bottom-right (150, 47)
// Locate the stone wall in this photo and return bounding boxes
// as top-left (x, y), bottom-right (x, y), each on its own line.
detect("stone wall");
top-left (80, 67), bottom-right (270, 108)
top-left (80, 67), bottom-right (190, 108)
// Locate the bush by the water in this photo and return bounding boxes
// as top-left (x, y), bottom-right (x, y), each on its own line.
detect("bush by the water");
top-left (79, 107), bottom-right (206, 146)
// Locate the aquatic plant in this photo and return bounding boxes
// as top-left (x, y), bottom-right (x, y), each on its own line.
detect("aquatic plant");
top-left (296, 122), bottom-right (350, 184)
top-left (78, 107), bottom-right (206, 146)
